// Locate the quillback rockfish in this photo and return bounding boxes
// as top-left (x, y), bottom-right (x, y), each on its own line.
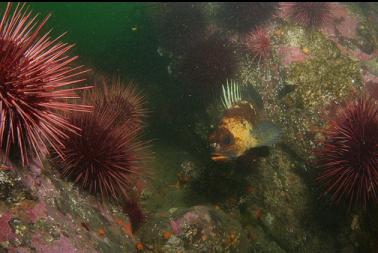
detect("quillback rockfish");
top-left (209, 80), bottom-right (281, 162)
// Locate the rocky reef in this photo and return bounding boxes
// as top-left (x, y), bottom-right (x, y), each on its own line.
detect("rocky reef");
top-left (0, 160), bottom-right (138, 253)
top-left (1, 2), bottom-right (378, 253)
top-left (145, 2), bottom-right (378, 253)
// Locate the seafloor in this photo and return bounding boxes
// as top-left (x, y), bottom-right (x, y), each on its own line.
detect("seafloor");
top-left (1, 2), bottom-right (378, 253)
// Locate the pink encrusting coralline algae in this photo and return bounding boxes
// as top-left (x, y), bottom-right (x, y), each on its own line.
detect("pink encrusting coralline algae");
top-left (170, 211), bottom-right (200, 235)
top-left (320, 3), bottom-right (359, 40)
top-left (25, 201), bottom-right (48, 224)
top-left (277, 46), bottom-right (311, 67)
top-left (0, 212), bottom-right (15, 242)
top-left (31, 234), bottom-right (78, 253)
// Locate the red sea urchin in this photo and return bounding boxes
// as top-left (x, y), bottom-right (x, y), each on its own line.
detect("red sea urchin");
top-left (246, 27), bottom-right (272, 64)
top-left (317, 97), bottom-right (378, 208)
top-left (52, 107), bottom-right (147, 201)
top-left (0, 3), bottom-right (91, 166)
top-left (281, 2), bottom-right (333, 28)
top-left (88, 77), bottom-right (147, 132)
top-left (51, 81), bottom-right (149, 201)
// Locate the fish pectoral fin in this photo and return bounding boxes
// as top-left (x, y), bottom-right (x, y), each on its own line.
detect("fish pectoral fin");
top-left (251, 121), bottom-right (282, 147)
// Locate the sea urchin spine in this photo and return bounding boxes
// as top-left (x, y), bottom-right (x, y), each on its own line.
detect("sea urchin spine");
top-left (52, 80), bottom-right (149, 202)
top-left (88, 77), bottom-right (147, 132)
top-left (281, 2), bottom-right (333, 28)
top-left (317, 97), bottom-right (378, 208)
top-left (0, 3), bottom-right (92, 166)
top-left (52, 108), bottom-right (147, 201)
top-left (246, 27), bottom-right (272, 64)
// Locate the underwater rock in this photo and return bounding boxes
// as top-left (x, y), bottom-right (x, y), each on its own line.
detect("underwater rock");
top-left (235, 15), bottom-right (378, 249)
top-left (216, 2), bottom-right (278, 34)
top-left (179, 33), bottom-right (239, 94)
top-left (241, 23), bottom-right (363, 160)
top-left (320, 3), bottom-right (359, 40)
top-left (0, 170), bottom-right (25, 203)
top-left (239, 148), bottom-right (337, 252)
top-left (138, 205), bottom-right (249, 253)
top-left (177, 160), bottom-right (202, 188)
top-left (277, 46), bottom-right (311, 66)
top-left (0, 163), bottom-right (137, 253)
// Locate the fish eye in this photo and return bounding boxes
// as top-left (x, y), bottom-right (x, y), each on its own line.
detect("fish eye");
top-left (223, 134), bottom-right (233, 145)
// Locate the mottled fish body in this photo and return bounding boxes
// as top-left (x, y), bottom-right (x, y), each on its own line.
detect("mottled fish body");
top-left (209, 80), bottom-right (281, 162)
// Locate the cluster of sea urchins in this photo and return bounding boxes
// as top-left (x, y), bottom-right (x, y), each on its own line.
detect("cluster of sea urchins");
top-left (317, 97), bottom-right (378, 208)
top-left (0, 3), bottom-right (92, 167)
top-left (0, 2), bottom-right (149, 206)
top-left (51, 78), bottom-right (148, 202)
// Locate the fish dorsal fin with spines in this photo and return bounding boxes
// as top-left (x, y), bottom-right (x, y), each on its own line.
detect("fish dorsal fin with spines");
top-left (221, 79), bottom-right (242, 109)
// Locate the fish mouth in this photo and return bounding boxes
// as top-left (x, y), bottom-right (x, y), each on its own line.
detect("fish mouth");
top-left (210, 143), bottom-right (233, 162)
top-left (211, 153), bottom-right (230, 162)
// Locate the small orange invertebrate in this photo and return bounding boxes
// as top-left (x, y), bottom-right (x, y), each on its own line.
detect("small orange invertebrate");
top-left (162, 231), bottom-right (172, 240)
top-left (97, 228), bottom-right (106, 238)
top-left (302, 47), bottom-right (310, 54)
top-left (255, 208), bottom-right (263, 220)
top-left (135, 242), bottom-right (144, 251)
